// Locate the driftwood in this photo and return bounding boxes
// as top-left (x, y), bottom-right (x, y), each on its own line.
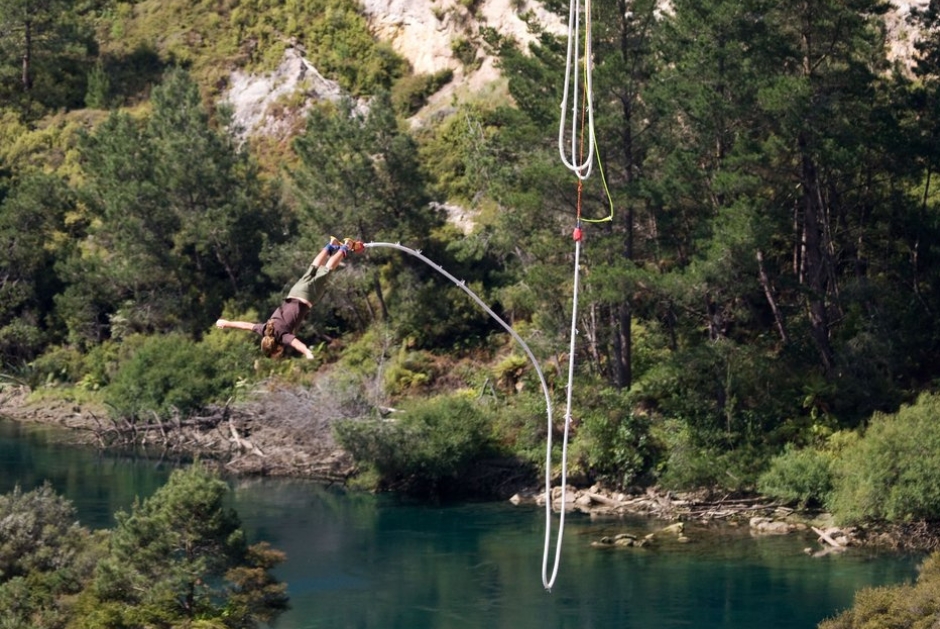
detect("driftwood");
top-left (812, 526), bottom-right (846, 549)
top-left (86, 407), bottom-right (228, 453)
top-left (584, 491), bottom-right (622, 507)
top-left (228, 417), bottom-right (266, 457)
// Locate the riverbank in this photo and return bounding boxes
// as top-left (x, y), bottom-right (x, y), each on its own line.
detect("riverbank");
top-left (508, 483), bottom-right (935, 555)
top-left (3, 382), bottom-right (938, 553)
top-left (0, 383), bottom-right (356, 482)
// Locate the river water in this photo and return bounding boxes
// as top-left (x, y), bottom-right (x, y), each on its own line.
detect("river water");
top-left (0, 418), bottom-right (921, 628)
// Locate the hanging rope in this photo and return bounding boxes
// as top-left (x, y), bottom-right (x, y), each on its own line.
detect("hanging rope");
top-left (581, 125), bottom-right (615, 224)
top-left (558, 0), bottom-right (595, 181)
top-left (543, 0), bottom-right (620, 592)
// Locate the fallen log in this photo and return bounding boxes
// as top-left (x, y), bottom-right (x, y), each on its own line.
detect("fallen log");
top-left (97, 417), bottom-right (220, 434)
top-left (584, 492), bottom-right (623, 507)
top-left (812, 526), bottom-right (845, 549)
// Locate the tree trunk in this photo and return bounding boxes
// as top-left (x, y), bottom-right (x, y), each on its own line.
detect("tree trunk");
top-left (798, 6), bottom-right (834, 373)
top-left (612, 0), bottom-right (639, 390)
top-left (372, 270), bottom-right (388, 320)
top-left (756, 249), bottom-right (788, 343)
top-left (22, 19), bottom-right (33, 91)
top-left (799, 134), bottom-right (834, 373)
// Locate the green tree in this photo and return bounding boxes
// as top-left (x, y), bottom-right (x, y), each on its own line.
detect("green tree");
top-left (147, 67), bottom-right (279, 330)
top-left (632, 0), bottom-right (907, 448)
top-left (84, 57), bottom-right (110, 109)
top-left (0, 483), bottom-right (88, 583)
top-left (0, 0), bottom-right (102, 115)
top-left (82, 465), bottom-right (288, 628)
top-left (289, 91), bottom-right (442, 338)
top-left (292, 91), bottom-right (436, 244)
top-left (0, 483), bottom-right (100, 629)
top-left (0, 171), bottom-right (74, 364)
top-left (575, 0), bottom-right (659, 389)
top-left (65, 68), bottom-right (283, 345)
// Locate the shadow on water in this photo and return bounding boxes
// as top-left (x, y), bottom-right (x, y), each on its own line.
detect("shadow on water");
top-left (0, 417), bottom-right (923, 629)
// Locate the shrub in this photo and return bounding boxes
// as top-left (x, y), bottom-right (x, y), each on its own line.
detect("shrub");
top-left (493, 353), bottom-right (529, 393)
top-left (757, 444), bottom-right (833, 508)
top-left (570, 388), bottom-right (661, 488)
top-left (79, 340), bottom-right (123, 390)
top-left (0, 320), bottom-right (44, 369)
top-left (333, 394), bottom-right (498, 495)
top-left (656, 419), bottom-right (768, 492)
top-left (383, 347), bottom-right (436, 397)
top-left (451, 37), bottom-right (479, 69)
top-left (829, 393), bottom-right (940, 524)
top-left (27, 345), bottom-right (85, 387)
top-left (391, 69), bottom-right (453, 116)
top-left (104, 333), bottom-right (233, 419)
top-left (489, 390), bottom-right (550, 467)
top-left (819, 552), bottom-right (940, 628)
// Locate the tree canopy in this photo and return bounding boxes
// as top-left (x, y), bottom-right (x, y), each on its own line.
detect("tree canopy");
top-left (0, 467), bottom-right (288, 629)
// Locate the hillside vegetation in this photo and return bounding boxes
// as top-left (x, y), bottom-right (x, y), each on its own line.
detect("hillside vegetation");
top-left (5, 0), bottom-right (940, 530)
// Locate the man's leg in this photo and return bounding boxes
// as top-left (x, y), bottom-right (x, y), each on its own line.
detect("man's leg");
top-left (313, 236), bottom-right (342, 267)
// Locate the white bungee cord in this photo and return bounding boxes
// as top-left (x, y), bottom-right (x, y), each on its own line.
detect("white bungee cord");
top-left (543, 0), bottom-right (597, 591)
top-left (543, 236), bottom-right (581, 592)
top-left (363, 241), bottom-right (565, 590)
top-left (558, 0), bottom-right (595, 181)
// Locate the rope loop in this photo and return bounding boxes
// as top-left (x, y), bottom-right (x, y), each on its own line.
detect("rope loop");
top-left (558, 0), bottom-right (595, 181)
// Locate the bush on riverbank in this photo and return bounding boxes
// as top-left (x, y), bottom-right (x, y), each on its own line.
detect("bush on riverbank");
top-left (758, 393), bottom-right (940, 525)
top-left (568, 388), bottom-right (662, 488)
top-left (104, 332), bottom-right (247, 419)
top-left (828, 393), bottom-right (940, 524)
top-left (757, 443), bottom-right (834, 508)
top-left (333, 393), bottom-right (503, 496)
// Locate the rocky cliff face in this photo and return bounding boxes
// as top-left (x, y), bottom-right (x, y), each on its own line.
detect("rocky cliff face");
top-left (360, 0), bottom-right (561, 75)
top-left (886, 0), bottom-right (930, 69)
top-left (223, 0), bottom-right (929, 139)
top-left (223, 0), bottom-right (561, 138)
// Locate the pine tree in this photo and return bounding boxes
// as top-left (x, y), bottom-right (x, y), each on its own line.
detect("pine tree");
top-left (86, 465), bottom-right (288, 627)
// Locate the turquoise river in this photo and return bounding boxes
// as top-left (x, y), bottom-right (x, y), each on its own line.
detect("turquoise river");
top-left (0, 417), bottom-right (921, 628)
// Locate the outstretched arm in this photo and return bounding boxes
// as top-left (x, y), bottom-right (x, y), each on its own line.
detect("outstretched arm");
top-left (289, 337), bottom-right (315, 359)
top-left (216, 319), bottom-right (255, 332)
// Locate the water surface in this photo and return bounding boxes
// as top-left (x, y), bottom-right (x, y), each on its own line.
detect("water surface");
top-left (0, 418), bottom-right (920, 628)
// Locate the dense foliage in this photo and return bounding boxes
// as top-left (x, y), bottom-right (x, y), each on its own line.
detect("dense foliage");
top-left (819, 551), bottom-right (940, 628)
top-left (0, 467), bottom-right (288, 628)
top-left (759, 393), bottom-right (940, 524)
top-left (334, 393), bottom-right (501, 496)
top-left (5, 0), bottom-right (940, 517)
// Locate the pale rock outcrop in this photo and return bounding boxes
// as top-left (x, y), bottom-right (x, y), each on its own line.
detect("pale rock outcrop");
top-left (224, 47), bottom-right (347, 141)
top-left (359, 0), bottom-right (563, 76)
